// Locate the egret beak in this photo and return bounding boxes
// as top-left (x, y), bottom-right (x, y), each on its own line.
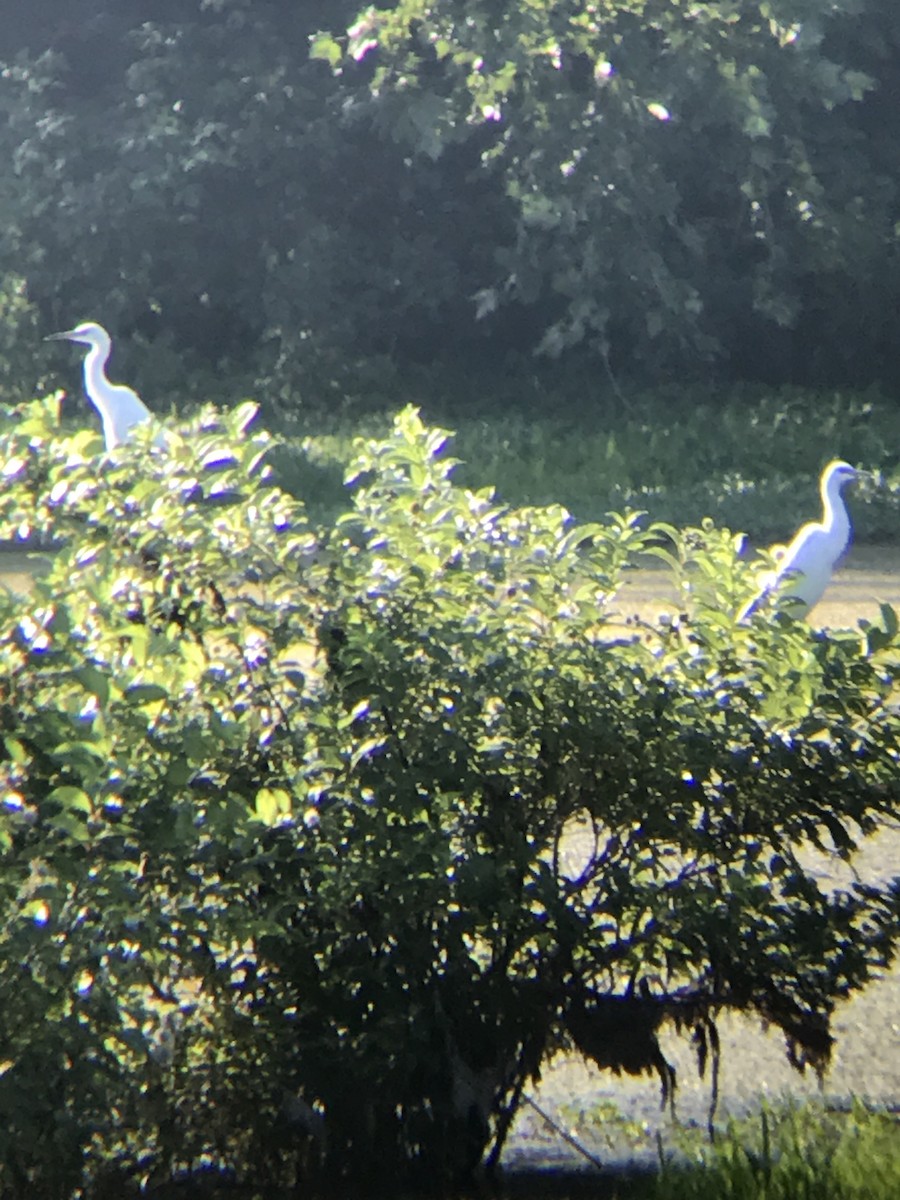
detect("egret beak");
top-left (856, 468), bottom-right (880, 489)
top-left (45, 330), bottom-right (78, 342)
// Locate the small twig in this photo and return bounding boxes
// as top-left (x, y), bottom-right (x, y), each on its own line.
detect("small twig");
top-left (599, 339), bottom-right (631, 415)
top-left (520, 1092), bottom-right (606, 1173)
top-left (486, 1070), bottom-right (526, 1175)
top-left (380, 702), bottom-right (410, 770)
top-left (707, 1018), bottom-right (721, 1140)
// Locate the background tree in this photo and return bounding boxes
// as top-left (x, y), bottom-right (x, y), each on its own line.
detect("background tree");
top-left (1, 1), bottom-right (900, 401)
top-left (329, 0), bottom-right (900, 383)
top-left (0, 0), bottom-right (510, 403)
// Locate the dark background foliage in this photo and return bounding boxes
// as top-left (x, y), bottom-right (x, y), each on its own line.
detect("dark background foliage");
top-left (1, 0), bottom-right (900, 406)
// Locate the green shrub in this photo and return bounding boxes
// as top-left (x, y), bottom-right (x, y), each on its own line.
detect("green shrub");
top-left (0, 401), bottom-right (897, 1194)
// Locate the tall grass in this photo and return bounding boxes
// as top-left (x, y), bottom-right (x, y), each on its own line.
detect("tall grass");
top-left (653, 1101), bottom-right (900, 1200)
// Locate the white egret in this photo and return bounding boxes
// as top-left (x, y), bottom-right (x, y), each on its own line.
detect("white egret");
top-left (45, 321), bottom-right (166, 451)
top-left (739, 460), bottom-right (860, 622)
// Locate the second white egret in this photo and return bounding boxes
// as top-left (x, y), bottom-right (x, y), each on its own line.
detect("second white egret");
top-left (46, 321), bottom-right (165, 452)
top-left (739, 460), bottom-right (860, 622)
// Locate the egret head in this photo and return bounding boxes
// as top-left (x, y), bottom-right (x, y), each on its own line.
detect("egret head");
top-left (45, 322), bottom-right (111, 355)
top-left (821, 460), bottom-right (859, 495)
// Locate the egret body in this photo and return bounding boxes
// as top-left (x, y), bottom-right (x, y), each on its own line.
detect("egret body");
top-left (46, 321), bottom-right (164, 451)
top-left (739, 460), bottom-right (859, 621)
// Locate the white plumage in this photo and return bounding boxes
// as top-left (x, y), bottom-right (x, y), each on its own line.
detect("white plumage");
top-left (739, 460), bottom-right (859, 622)
top-left (46, 321), bottom-right (165, 452)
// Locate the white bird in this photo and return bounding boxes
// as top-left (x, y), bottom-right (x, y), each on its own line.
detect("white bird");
top-left (739, 460), bottom-right (860, 622)
top-left (46, 321), bottom-right (165, 452)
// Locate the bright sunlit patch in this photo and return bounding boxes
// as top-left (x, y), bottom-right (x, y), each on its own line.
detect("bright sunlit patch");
top-left (2, 456), bottom-right (26, 478)
top-left (18, 614), bottom-right (51, 652)
top-left (348, 16), bottom-right (378, 62)
top-left (595, 59), bottom-right (613, 83)
top-left (244, 629), bottom-right (269, 667)
top-left (647, 102), bottom-right (671, 122)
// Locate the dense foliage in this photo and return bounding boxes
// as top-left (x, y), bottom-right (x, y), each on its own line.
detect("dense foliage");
top-left (2, 1), bottom-right (900, 399)
top-left (0, 0), bottom-right (507, 404)
top-left (0, 402), bottom-right (897, 1195)
top-left (330, 0), bottom-right (900, 382)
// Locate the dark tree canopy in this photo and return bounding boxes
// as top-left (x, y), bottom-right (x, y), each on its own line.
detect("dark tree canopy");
top-left (1, 1), bottom-right (900, 398)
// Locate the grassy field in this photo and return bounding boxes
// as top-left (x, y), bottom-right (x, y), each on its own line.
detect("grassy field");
top-left (270, 381), bottom-right (900, 543)
top-left (27, 374), bottom-right (900, 539)
top-left (505, 1102), bottom-right (900, 1199)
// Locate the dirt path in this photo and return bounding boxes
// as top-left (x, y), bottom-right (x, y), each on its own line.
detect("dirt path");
top-left (616, 544), bottom-right (900, 624)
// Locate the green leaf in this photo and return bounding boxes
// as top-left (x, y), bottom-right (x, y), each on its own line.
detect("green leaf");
top-left (309, 32), bottom-right (342, 68)
top-left (74, 665), bottom-right (110, 706)
top-left (123, 684), bottom-right (169, 706)
top-left (3, 737), bottom-right (27, 765)
top-left (878, 603), bottom-right (898, 639)
top-left (255, 787), bottom-right (292, 825)
top-left (47, 785), bottom-right (92, 815)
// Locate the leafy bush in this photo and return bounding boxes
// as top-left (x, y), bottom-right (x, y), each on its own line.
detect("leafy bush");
top-left (0, 401), bottom-right (897, 1194)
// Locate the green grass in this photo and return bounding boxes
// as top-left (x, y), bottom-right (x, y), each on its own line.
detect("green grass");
top-left (501, 1100), bottom-right (900, 1200)
top-left (266, 377), bottom-right (900, 542)
top-left (651, 1100), bottom-right (900, 1200)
